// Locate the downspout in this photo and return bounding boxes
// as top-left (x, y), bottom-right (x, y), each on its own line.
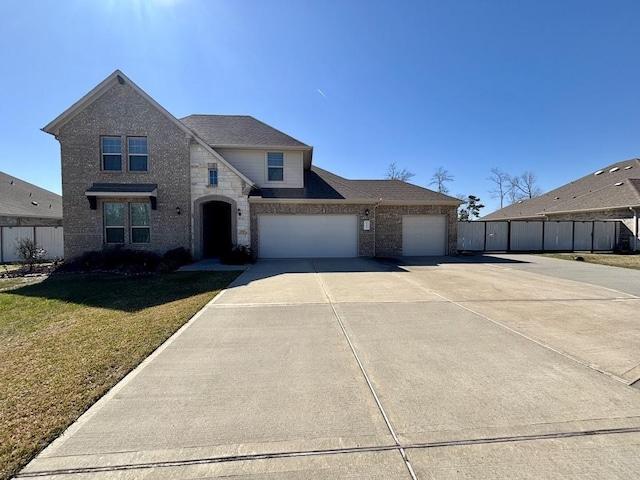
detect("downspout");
top-left (630, 207), bottom-right (639, 251)
top-left (372, 198), bottom-right (382, 257)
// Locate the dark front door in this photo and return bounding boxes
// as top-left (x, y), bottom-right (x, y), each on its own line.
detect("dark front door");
top-left (202, 201), bottom-right (232, 257)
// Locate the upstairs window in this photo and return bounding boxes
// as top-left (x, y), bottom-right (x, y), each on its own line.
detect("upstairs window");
top-left (128, 137), bottom-right (148, 172)
top-left (104, 202), bottom-right (125, 243)
top-left (130, 203), bottom-right (151, 243)
top-left (267, 152), bottom-right (284, 181)
top-left (208, 168), bottom-right (218, 186)
top-left (102, 137), bottom-right (122, 171)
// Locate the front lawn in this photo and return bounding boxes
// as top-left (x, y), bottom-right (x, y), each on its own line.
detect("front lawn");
top-left (0, 271), bottom-right (240, 480)
top-left (541, 253), bottom-right (640, 271)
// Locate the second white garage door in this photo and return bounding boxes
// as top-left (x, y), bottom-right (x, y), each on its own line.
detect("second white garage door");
top-left (402, 215), bottom-right (447, 256)
top-left (258, 215), bottom-right (358, 258)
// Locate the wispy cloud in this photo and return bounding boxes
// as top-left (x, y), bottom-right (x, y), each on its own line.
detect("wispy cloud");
top-left (316, 88), bottom-right (326, 98)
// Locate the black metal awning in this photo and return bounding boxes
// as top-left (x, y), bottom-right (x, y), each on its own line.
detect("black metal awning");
top-left (85, 183), bottom-right (158, 210)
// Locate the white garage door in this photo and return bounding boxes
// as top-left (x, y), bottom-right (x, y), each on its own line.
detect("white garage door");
top-left (402, 215), bottom-right (447, 256)
top-left (259, 215), bottom-right (358, 258)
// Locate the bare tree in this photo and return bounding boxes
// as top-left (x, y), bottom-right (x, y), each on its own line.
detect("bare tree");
top-left (487, 167), bottom-right (512, 208)
top-left (429, 167), bottom-right (454, 194)
top-left (386, 162), bottom-right (415, 182)
top-left (509, 171), bottom-right (543, 203)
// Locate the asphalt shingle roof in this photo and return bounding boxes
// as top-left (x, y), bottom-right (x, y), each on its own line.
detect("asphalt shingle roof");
top-left (180, 115), bottom-right (309, 148)
top-left (251, 166), bottom-right (461, 203)
top-left (483, 159), bottom-right (640, 220)
top-left (0, 171), bottom-right (62, 219)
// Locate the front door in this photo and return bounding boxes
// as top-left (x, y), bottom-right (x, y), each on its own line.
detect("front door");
top-left (202, 201), bottom-right (232, 257)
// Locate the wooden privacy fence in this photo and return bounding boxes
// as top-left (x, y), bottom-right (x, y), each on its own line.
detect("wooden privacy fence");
top-left (458, 221), bottom-right (619, 252)
top-left (0, 226), bottom-right (64, 262)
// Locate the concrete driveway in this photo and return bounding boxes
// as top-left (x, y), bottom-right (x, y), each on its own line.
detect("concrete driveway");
top-left (20, 255), bottom-right (640, 479)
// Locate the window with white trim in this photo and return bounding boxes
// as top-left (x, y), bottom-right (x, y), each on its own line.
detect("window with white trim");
top-left (128, 137), bottom-right (148, 172)
top-left (267, 152), bottom-right (284, 181)
top-left (130, 203), bottom-right (151, 243)
top-left (102, 137), bottom-right (122, 171)
top-left (104, 202), bottom-right (125, 243)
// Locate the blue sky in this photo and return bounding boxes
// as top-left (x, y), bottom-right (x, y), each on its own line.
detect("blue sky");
top-left (2, 0), bottom-right (640, 214)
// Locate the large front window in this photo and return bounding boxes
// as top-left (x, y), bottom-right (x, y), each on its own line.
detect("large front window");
top-left (102, 137), bottom-right (122, 171)
top-left (103, 202), bottom-right (151, 244)
top-left (130, 203), bottom-right (151, 243)
top-left (267, 152), bottom-right (284, 181)
top-left (104, 202), bottom-right (125, 243)
top-left (128, 137), bottom-right (148, 172)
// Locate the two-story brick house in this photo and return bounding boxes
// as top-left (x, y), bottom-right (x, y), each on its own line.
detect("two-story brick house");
top-left (43, 70), bottom-right (461, 260)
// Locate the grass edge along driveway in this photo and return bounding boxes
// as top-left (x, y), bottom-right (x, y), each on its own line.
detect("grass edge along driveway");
top-left (0, 271), bottom-right (240, 480)
top-left (540, 253), bottom-right (640, 271)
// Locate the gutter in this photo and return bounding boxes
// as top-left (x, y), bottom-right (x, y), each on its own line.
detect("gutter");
top-left (372, 198), bottom-right (382, 257)
top-left (630, 207), bottom-right (639, 251)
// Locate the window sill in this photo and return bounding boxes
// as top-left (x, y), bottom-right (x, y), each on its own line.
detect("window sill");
top-left (206, 184), bottom-right (218, 188)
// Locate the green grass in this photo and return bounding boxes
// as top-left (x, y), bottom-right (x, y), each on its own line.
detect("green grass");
top-left (541, 253), bottom-right (640, 271)
top-left (0, 271), bottom-right (240, 480)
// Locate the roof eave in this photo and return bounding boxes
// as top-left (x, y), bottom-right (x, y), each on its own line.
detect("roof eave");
top-left (544, 204), bottom-right (640, 215)
top-left (249, 198), bottom-right (373, 205)
top-left (379, 199), bottom-right (462, 206)
top-left (212, 144), bottom-right (312, 151)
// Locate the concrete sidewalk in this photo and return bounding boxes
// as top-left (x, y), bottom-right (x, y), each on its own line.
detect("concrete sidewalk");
top-left (19, 256), bottom-right (640, 479)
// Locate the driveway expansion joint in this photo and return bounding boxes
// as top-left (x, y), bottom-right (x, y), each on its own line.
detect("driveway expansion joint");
top-left (311, 260), bottom-right (418, 480)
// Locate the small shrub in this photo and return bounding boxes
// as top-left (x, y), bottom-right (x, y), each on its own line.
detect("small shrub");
top-left (15, 237), bottom-right (46, 272)
top-left (221, 245), bottom-right (255, 265)
top-left (59, 249), bottom-right (161, 274)
top-left (164, 247), bottom-right (193, 266)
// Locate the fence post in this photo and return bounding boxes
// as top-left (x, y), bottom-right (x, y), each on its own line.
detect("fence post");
top-left (482, 221), bottom-right (487, 251)
top-left (591, 221), bottom-right (595, 252)
top-left (507, 221), bottom-right (511, 252)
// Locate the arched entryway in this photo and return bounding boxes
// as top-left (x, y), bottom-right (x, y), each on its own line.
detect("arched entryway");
top-left (202, 201), bottom-right (232, 257)
top-left (193, 195), bottom-right (238, 259)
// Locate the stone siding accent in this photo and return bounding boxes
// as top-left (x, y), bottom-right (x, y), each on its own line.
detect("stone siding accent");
top-left (57, 82), bottom-right (192, 259)
top-left (375, 205), bottom-right (458, 256)
top-left (190, 143), bottom-right (250, 258)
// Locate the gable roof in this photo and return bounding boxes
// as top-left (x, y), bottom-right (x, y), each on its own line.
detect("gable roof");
top-left (181, 114), bottom-right (313, 170)
top-left (250, 166), bottom-right (462, 204)
top-left (483, 158), bottom-right (640, 220)
top-left (0, 171), bottom-right (62, 219)
top-left (42, 70), bottom-right (194, 139)
top-left (180, 115), bottom-right (310, 148)
top-left (42, 70), bottom-right (255, 187)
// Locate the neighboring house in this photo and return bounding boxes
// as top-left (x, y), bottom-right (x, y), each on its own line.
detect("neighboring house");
top-left (42, 70), bottom-right (461, 260)
top-left (482, 159), bottom-right (640, 250)
top-left (0, 171), bottom-right (63, 261)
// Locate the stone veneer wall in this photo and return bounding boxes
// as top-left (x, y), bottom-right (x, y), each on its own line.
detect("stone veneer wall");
top-left (190, 143), bottom-right (251, 258)
top-left (375, 205), bottom-right (458, 256)
top-left (249, 203), bottom-right (375, 257)
top-left (57, 81), bottom-right (192, 260)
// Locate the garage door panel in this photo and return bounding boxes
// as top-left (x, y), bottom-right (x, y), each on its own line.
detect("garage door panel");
top-left (259, 215), bottom-right (358, 258)
top-left (402, 215), bottom-right (447, 256)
